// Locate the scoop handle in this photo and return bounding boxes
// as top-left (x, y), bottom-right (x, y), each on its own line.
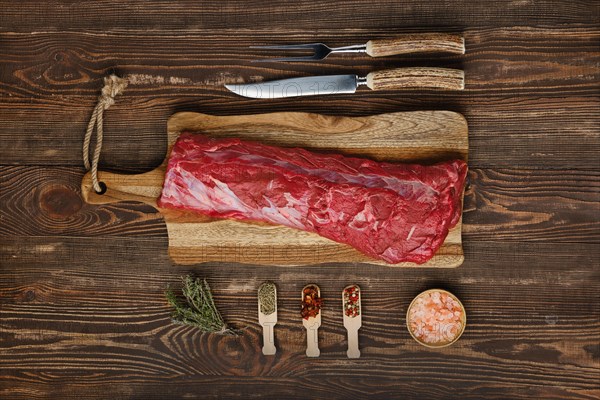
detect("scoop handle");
top-left (261, 323), bottom-right (277, 355)
top-left (305, 327), bottom-right (320, 357)
top-left (366, 34), bottom-right (465, 57)
top-left (346, 326), bottom-right (360, 358)
top-left (366, 67), bottom-right (464, 91)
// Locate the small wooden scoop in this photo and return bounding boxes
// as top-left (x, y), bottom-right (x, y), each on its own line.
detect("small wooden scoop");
top-left (302, 284), bottom-right (322, 358)
top-left (258, 282), bottom-right (277, 355)
top-left (342, 284), bottom-right (362, 358)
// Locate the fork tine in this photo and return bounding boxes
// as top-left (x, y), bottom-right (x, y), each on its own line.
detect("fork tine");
top-left (250, 43), bottom-right (322, 50)
top-left (251, 55), bottom-right (323, 63)
top-left (249, 43), bottom-right (329, 62)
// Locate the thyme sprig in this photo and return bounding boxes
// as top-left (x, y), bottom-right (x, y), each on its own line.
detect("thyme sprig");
top-left (166, 275), bottom-right (236, 335)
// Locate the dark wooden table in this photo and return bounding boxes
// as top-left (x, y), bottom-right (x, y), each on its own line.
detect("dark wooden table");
top-left (1, 1), bottom-right (599, 399)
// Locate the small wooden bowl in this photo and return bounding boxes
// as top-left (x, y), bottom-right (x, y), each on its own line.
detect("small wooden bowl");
top-left (406, 289), bottom-right (466, 348)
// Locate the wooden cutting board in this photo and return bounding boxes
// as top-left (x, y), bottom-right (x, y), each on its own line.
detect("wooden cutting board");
top-left (81, 111), bottom-right (468, 267)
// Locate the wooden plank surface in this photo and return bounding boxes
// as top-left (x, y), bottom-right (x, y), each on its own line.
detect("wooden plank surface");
top-left (0, 26), bottom-right (598, 170)
top-left (1, 1), bottom-right (598, 30)
top-left (81, 111), bottom-right (467, 267)
top-left (1, 0), bottom-right (599, 399)
top-left (1, 237), bottom-right (598, 399)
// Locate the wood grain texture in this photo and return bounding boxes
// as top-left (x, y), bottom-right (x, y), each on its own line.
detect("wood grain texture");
top-left (366, 67), bottom-right (464, 90)
top-left (366, 34), bottom-right (465, 57)
top-left (0, 1), bottom-right (598, 31)
top-left (0, 27), bottom-right (597, 169)
top-left (3, 166), bottom-right (598, 243)
top-left (1, 0), bottom-right (599, 398)
top-left (80, 111), bottom-right (467, 267)
top-left (0, 236), bottom-right (598, 399)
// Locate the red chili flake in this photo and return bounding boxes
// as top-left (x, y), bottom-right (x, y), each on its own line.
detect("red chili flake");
top-left (301, 285), bottom-right (322, 320)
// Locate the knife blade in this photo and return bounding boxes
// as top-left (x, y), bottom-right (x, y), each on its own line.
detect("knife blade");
top-left (226, 74), bottom-right (360, 99)
top-left (225, 67), bottom-right (464, 99)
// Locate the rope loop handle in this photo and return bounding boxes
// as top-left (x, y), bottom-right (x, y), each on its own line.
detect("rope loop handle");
top-left (83, 74), bottom-right (128, 193)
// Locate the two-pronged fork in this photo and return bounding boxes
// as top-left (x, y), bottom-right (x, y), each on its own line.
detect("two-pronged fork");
top-left (251, 33), bottom-right (464, 62)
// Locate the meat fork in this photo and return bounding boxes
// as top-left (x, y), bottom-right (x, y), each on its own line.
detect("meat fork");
top-left (252, 33), bottom-right (464, 62)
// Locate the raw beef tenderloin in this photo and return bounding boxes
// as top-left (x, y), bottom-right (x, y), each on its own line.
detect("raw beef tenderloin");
top-left (158, 133), bottom-right (467, 264)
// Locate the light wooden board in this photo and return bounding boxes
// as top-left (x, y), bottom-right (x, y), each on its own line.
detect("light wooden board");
top-left (81, 111), bottom-right (468, 267)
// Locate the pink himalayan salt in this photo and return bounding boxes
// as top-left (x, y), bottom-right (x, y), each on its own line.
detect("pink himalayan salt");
top-left (408, 290), bottom-right (464, 345)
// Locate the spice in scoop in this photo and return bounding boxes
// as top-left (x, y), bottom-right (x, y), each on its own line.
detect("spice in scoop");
top-left (301, 285), bottom-right (322, 319)
top-left (258, 281), bottom-right (277, 315)
top-left (343, 285), bottom-right (361, 318)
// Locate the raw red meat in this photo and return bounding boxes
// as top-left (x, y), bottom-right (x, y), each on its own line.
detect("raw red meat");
top-left (157, 133), bottom-right (468, 264)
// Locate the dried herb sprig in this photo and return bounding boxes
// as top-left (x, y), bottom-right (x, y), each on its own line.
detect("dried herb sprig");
top-left (166, 275), bottom-right (236, 335)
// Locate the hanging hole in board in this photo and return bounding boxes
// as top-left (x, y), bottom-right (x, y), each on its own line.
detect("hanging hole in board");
top-left (96, 181), bottom-right (107, 195)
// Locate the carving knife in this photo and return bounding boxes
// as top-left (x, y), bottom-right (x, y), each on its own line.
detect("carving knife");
top-left (225, 67), bottom-right (464, 99)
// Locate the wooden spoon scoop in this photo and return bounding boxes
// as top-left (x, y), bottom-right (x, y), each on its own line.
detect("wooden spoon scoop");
top-left (342, 284), bottom-right (362, 358)
top-left (302, 284), bottom-right (322, 357)
top-left (258, 282), bottom-right (277, 356)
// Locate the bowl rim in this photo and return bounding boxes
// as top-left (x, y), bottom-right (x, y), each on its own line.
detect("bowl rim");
top-left (406, 288), bottom-right (467, 348)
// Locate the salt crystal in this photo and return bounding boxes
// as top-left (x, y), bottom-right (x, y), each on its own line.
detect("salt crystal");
top-left (408, 290), bottom-right (464, 345)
